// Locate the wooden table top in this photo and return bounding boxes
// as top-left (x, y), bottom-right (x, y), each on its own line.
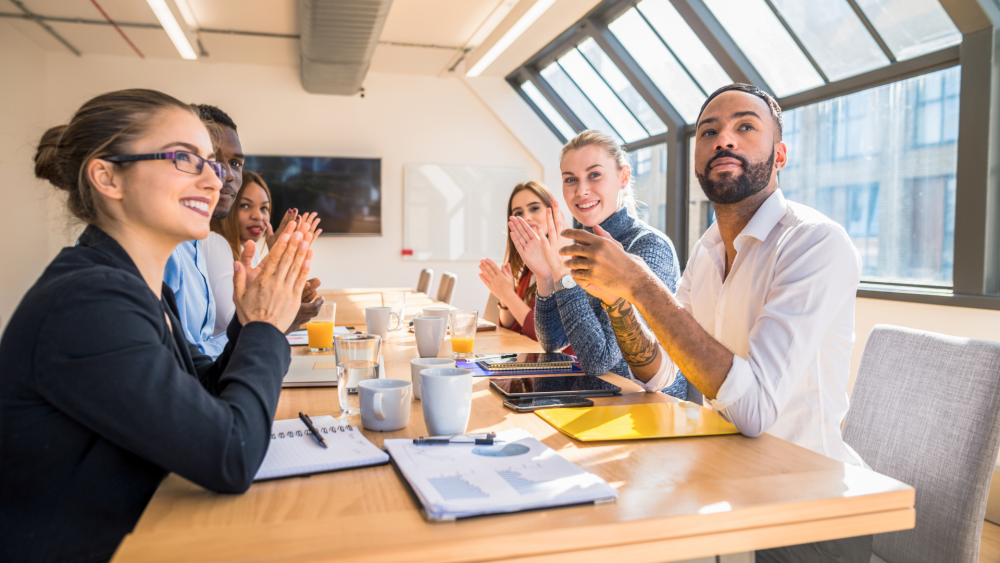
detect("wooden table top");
top-left (114, 308), bottom-right (914, 563)
top-left (317, 290), bottom-right (444, 327)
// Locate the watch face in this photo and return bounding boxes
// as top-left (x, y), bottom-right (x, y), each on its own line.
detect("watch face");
top-left (561, 275), bottom-right (577, 289)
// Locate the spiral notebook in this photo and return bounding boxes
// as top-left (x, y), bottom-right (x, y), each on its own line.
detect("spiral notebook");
top-left (253, 415), bottom-right (389, 481)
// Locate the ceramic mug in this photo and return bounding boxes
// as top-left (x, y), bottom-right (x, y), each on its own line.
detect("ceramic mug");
top-left (413, 316), bottom-right (447, 358)
top-left (358, 379), bottom-right (412, 432)
top-left (409, 357), bottom-right (455, 400)
top-left (419, 368), bottom-right (473, 436)
top-left (365, 306), bottom-right (400, 342)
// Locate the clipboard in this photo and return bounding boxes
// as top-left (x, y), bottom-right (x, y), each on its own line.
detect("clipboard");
top-left (534, 402), bottom-right (740, 441)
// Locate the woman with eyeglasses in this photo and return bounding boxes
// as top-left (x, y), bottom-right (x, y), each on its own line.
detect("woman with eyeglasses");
top-left (0, 89), bottom-right (316, 562)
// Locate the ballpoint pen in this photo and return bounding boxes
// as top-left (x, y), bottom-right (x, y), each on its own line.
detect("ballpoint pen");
top-left (413, 432), bottom-right (501, 446)
top-left (298, 412), bottom-right (328, 448)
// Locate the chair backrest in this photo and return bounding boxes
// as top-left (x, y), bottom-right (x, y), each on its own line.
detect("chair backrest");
top-left (416, 268), bottom-right (433, 294)
top-left (436, 272), bottom-right (457, 304)
top-left (482, 293), bottom-right (500, 324)
top-left (843, 324), bottom-right (1000, 563)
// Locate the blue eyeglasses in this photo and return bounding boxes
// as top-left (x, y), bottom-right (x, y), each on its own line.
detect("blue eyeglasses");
top-left (102, 151), bottom-right (226, 181)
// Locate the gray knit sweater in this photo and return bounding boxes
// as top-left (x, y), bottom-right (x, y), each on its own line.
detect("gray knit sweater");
top-left (534, 206), bottom-right (687, 399)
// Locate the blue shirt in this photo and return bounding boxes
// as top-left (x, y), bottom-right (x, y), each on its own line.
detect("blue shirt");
top-left (163, 240), bottom-right (228, 359)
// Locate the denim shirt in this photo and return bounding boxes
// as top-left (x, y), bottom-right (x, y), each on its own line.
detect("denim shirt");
top-left (163, 240), bottom-right (228, 359)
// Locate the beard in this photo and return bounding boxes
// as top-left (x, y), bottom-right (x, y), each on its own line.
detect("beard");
top-left (696, 147), bottom-right (775, 205)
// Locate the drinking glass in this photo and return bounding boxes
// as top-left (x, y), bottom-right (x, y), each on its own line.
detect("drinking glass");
top-left (335, 333), bottom-right (381, 416)
top-left (306, 302), bottom-right (336, 352)
top-left (448, 309), bottom-right (478, 359)
top-left (381, 291), bottom-right (407, 330)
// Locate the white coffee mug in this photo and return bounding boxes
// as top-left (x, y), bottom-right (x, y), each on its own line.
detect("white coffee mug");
top-left (366, 307), bottom-right (400, 342)
top-left (422, 306), bottom-right (451, 320)
top-left (358, 379), bottom-right (412, 432)
top-left (409, 358), bottom-right (455, 400)
top-left (413, 316), bottom-right (446, 358)
top-left (419, 368), bottom-right (473, 436)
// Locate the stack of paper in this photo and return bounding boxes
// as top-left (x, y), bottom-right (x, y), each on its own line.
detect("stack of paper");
top-left (384, 429), bottom-right (617, 521)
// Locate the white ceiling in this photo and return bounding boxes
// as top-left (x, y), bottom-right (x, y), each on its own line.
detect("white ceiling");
top-left (2, 0), bottom-right (599, 77)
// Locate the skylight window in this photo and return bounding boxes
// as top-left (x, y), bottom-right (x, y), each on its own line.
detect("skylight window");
top-left (855, 0), bottom-right (962, 61)
top-left (557, 49), bottom-right (649, 143)
top-left (635, 0), bottom-right (731, 94)
top-left (541, 63), bottom-right (624, 145)
top-left (576, 39), bottom-right (667, 137)
top-left (769, 0), bottom-right (889, 81)
top-left (704, 0), bottom-right (824, 96)
top-left (520, 81), bottom-right (577, 141)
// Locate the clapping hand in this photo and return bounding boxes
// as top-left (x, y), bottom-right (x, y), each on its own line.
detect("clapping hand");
top-left (265, 208), bottom-right (298, 251)
top-left (479, 259), bottom-right (518, 306)
top-left (560, 225), bottom-right (652, 304)
top-left (233, 226), bottom-right (314, 332)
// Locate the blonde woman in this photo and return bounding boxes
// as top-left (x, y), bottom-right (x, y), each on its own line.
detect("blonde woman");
top-left (509, 130), bottom-right (685, 398)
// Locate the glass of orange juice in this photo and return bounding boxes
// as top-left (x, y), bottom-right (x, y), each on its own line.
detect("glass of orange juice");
top-left (307, 302), bottom-right (336, 352)
top-left (448, 309), bottom-right (478, 359)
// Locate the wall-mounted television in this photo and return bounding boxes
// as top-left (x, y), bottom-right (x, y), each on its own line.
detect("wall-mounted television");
top-left (243, 156), bottom-right (381, 236)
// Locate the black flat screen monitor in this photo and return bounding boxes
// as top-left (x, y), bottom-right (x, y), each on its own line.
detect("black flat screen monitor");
top-left (243, 156), bottom-right (381, 236)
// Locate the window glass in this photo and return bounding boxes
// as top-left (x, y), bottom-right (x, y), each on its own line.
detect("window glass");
top-left (609, 8), bottom-right (705, 123)
top-left (911, 66), bottom-right (960, 147)
top-left (770, 0), bottom-right (888, 81)
top-left (635, 0), bottom-right (731, 94)
top-left (557, 50), bottom-right (648, 143)
top-left (778, 66), bottom-right (960, 284)
top-left (520, 81), bottom-right (577, 141)
top-left (630, 144), bottom-right (669, 233)
top-left (855, 0), bottom-right (961, 61)
top-left (577, 39), bottom-right (667, 137)
top-left (704, 0), bottom-right (824, 96)
top-left (541, 62), bottom-right (624, 145)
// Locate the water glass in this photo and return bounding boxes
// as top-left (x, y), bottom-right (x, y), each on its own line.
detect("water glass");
top-left (335, 333), bottom-right (381, 416)
top-left (448, 309), bottom-right (478, 359)
top-left (306, 302), bottom-right (336, 352)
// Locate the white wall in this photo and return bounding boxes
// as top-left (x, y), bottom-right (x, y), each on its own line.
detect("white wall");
top-left (33, 52), bottom-right (545, 314)
top-left (0, 21), bottom-right (53, 329)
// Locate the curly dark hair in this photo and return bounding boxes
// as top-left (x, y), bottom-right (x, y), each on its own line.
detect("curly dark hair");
top-left (696, 83), bottom-right (783, 141)
top-left (195, 104), bottom-right (237, 132)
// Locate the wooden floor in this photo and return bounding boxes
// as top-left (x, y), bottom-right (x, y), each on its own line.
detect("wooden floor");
top-left (982, 521), bottom-right (1000, 563)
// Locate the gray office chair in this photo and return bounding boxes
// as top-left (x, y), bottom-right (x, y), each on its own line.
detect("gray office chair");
top-left (483, 293), bottom-right (500, 325)
top-left (416, 268), bottom-right (433, 294)
top-left (436, 272), bottom-right (457, 305)
top-left (842, 325), bottom-right (1000, 563)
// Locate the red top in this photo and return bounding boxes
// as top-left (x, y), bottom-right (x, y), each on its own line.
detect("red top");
top-left (509, 272), bottom-right (573, 356)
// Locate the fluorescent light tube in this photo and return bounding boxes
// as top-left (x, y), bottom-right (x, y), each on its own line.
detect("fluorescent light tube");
top-left (146, 0), bottom-right (197, 60)
top-left (466, 0), bottom-right (557, 77)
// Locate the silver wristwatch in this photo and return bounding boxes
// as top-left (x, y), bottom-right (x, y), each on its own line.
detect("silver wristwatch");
top-left (554, 274), bottom-right (577, 293)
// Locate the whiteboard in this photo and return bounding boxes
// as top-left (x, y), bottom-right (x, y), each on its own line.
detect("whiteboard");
top-left (403, 164), bottom-right (528, 261)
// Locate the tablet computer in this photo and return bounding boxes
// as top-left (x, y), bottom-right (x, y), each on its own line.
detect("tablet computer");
top-left (489, 375), bottom-right (621, 399)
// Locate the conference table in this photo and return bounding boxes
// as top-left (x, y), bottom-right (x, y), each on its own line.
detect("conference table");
top-left (113, 290), bottom-right (915, 562)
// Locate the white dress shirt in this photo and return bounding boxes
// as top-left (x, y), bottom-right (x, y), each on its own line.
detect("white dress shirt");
top-left (646, 189), bottom-right (865, 466)
top-left (203, 232), bottom-right (268, 336)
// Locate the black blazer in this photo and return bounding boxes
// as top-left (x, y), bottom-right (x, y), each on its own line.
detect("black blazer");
top-left (0, 226), bottom-right (290, 563)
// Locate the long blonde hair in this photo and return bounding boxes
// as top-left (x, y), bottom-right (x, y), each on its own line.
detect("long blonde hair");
top-left (561, 129), bottom-right (637, 216)
top-left (505, 181), bottom-right (555, 304)
top-left (210, 170), bottom-right (272, 261)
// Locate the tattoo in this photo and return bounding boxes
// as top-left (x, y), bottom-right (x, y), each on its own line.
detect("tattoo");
top-left (606, 298), bottom-right (661, 369)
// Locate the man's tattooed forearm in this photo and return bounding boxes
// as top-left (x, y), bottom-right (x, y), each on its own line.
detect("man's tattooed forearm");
top-left (606, 298), bottom-right (660, 369)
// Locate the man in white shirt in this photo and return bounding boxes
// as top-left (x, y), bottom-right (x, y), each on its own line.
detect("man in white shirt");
top-left (561, 84), bottom-right (870, 563)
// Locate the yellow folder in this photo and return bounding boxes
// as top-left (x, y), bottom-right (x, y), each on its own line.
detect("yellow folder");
top-left (535, 402), bottom-right (740, 441)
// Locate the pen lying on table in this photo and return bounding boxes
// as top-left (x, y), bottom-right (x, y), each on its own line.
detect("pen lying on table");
top-left (413, 432), bottom-right (502, 446)
top-left (298, 412), bottom-right (328, 448)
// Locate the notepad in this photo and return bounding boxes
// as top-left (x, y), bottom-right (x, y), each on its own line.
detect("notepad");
top-left (534, 402), bottom-right (740, 442)
top-left (253, 415), bottom-right (389, 481)
top-left (384, 428), bottom-right (617, 521)
top-left (476, 352), bottom-right (576, 371)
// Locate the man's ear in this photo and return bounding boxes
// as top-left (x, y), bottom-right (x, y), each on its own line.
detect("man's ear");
top-left (774, 141), bottom-right (788, 171)
top-left (87, 158), bottom-right (124, 201)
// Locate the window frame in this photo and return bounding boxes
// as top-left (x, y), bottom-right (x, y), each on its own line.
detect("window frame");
top-left (507, 0), bottom-right (1000, 310)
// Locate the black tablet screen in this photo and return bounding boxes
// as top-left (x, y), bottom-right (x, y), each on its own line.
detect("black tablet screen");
top-left (490, 376), bottom-right (621, 397)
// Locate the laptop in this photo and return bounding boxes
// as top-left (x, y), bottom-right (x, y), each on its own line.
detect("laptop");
top-left (283, 356), bottom-right (338, 388)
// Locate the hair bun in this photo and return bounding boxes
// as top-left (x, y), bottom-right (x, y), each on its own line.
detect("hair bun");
top-left (34, 125), bottom-right (71, 190)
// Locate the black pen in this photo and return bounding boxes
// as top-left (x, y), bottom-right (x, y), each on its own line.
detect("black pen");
top-left (298, 412), bottom-right (327, 448)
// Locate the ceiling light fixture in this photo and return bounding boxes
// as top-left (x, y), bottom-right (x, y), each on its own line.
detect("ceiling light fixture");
top-left (466, 0), bottom-right (557, 77)
top-left (145, 0), bottom-right (197, 60)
